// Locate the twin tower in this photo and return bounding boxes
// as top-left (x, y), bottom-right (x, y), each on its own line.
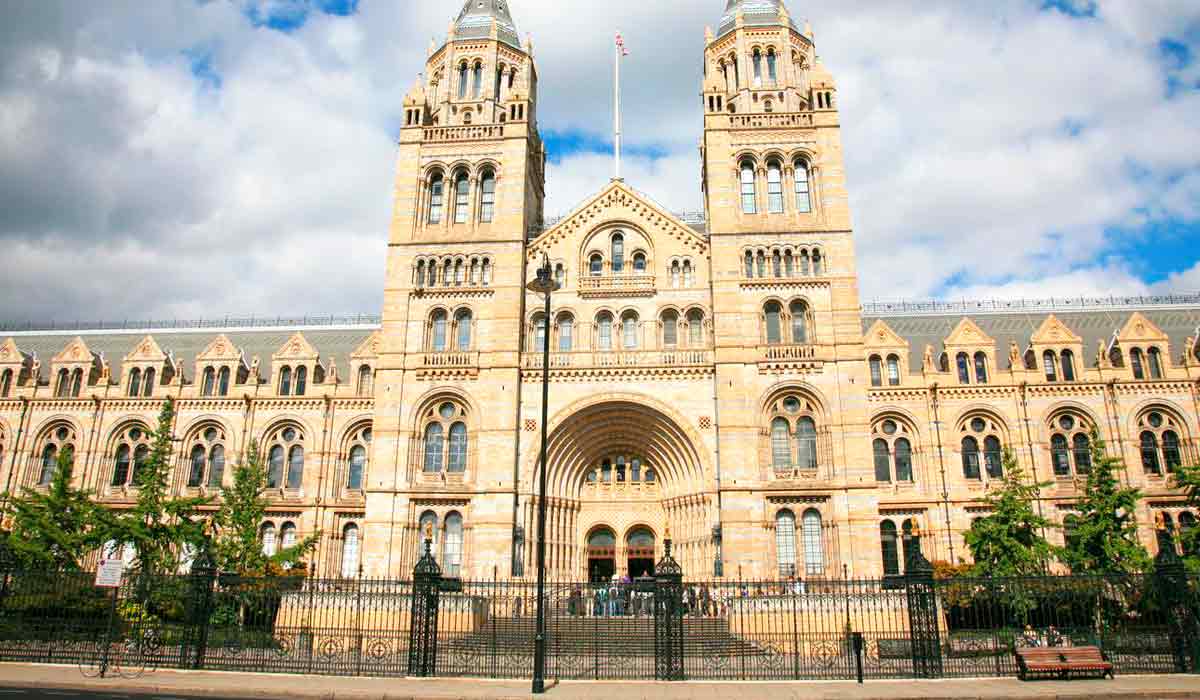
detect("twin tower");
top-left (363, 0), bottom-right (867, 583)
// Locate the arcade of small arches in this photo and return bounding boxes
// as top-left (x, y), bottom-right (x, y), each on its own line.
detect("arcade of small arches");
top-left (737, 155), bottom-right (815, 215)
top-left (711, 45), bottom-right (811, 98)
top-left (413, 255), bottom-right (495, 289)
top-left (527, 307), bottom-right (712, 353)
top-left (422, 164), bottom-right (499, 226)
top-left (762, 298), bottom-right (813, 346)
top-left (424, 307), bottom-right (476, 353)
top-left (743, 246), bottom-right (825, 280)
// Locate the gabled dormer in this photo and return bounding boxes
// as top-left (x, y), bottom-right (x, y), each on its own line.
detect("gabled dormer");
top-left (1029, 315), bottom-right (1084, 384)
top-left (863, 320), bottom-right (909, 387)
top-left (272, 332), bottom-right (321, 398)
top-left (121, 335), bottom-right (170, 398)
top-left (350, 331), bottom-right (381, 397)
top-left (943, 318), bottom-right (996, 385)
top-left (193, 334), bottom-right (249, 398)
top-left (1113, 312), bottom-right (1171, 381)
top-left (50, 337), bottom-right (101, 398)
top-left (0, 338), bottom-right (32, 398)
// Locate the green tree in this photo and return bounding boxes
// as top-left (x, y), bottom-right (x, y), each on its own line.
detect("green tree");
top-left (963, 449), bottom-right (1059, 578)
top-left (1060, 427), bottom-right (1151, 575)
top-left (110, 399), bottom-right (211, 577)
top-left (3, 449), bottom-right (113, 570)
top-left (1170, 459), bottom-right (1200, 570)
top-left (213, 440), bottom-right (317, 576)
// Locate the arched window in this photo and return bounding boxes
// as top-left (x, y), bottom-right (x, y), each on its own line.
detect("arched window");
top-left (1163, 431), bottom-right (1182, 472)
top-left (1072, 434), bottom-right (1091, 474)
top-left (880, 521), bottom-right (900, 576)
top-left (209, 445), bottom-right (225, 488)
top-left (1148, 347), bottom-right (1163, 379)
top-left (752, 48), bottom-right (763, 84)
top-left (633, 252), bottom-right (647, 274)
top-left (758, 251), bottom-right (767, 277)
top-left (740, 160), bottom-right (757, 214)
top-left (961, 436), bottom-right (981, 480)
top-left (457, 63), bottom-right (468, 99)
top-left (479, 170), bottom-right (496, 223)
top-left (531, 313), bottom-right (546, 352)
top-left (1044, 350), bottom-right (1058, 382)
top-left (796, 416), bottom-right (817, 470)
top-left (683, 260), bottom-right (693, 287)
top-left (471, 62), bottom-right (482, 98)
top-left (802, 509), bottom-right (824, 575)
top-left (279, 366), bottom-right (292, 396)
top-left (784, 250), bottom-right (794, 277)
top-left (201, 367), bottom-right (215, 397)
top-left (113, 445), bottom-right (132, 487)
top-left (453, 171), bottom-right (469, 224)
top-left (744, 251), bottom-right (754, 278)
top-left (957, 353), bottom-right (970, 384)
top-left (622, 312), bottom-right (638, 350)
top-left (873, 438), bottom-right (891, 482)
top-left (688, 310), bottom-right (704, 346)
top-left (217, 367), bottom-right (230, 396)
top-left (662, 311), bottom-right (678, 348)
top-left (790, 301), bottom-right (808, 344)
top-left (589, 254), bottom-right (603, 276)
top-left (974, 352), bottom-right (988, 383)
top-left (125, 367), bottom-right (143, 397)
top-left (428, 173), bottom-right (444, 224)
top-left (895, 439), bottom-right (913, 482)
top-left (423, 423), bottom-right (444, 473)
top-left (902, 519), bottom-right (921, 565)
top-left (794, 161), bottom-right (812, 213)
top-left (766, 49), bottom-right (778, 83)
top-left (887, 355), bottom-right (901, 386)
top-left (775, 509), bottom-right (796, 577)
top-left (188, 444), bottom-right (206, 487)
top-left (812, 250), bottom-right (823, 275)
top-left (357, 365), bottom-right (373, 396)
top-left (280, 522), bottom-right (297, 553)
top-left (556, 313), bottom-right (573, 351)
top-left (764, 302), bottom-right (783, 345)
top-left (418, 511), bottom-right (438, 560)
top-left (341, 524), bottom-right (360, 578)
top-left (267, 445), bottom-right (285, 488)
top-left (1130, 348), bottom-right (1145, 380)
top-left (293, 366), bottom-right (306, 396)
top-left (1061, 350), bottom-right (1076, 382)
top-left (869, 356), bottom-right (883, 387)
top-left (346, 424), bottom-right (371, 491)
top-left (443, 512), bottom-right (464, 577)
top-left (596, 312), bottom-right (613, 350)
top-left (261, 523), bottom-right (277, 556)
top-left (455, 309), bottom-right (473, 351)
top-left (766, 162), bottom-right (784, 213)
top-left (431, 310), bottom-right (448, 352)
top-left (984, 436), bottom-right (1003, 478)
top-left (55, 369), bottom-right (70, 398)
top-left (0, 369), bottom-right (10, 398)
top-left (611, 234), bottom-right (625, 273)
top-left (135, 368), bottom-right (150, 397)
top-left (1051, 434), bottom-right (1071, 477)
top-left (670, 260), bottom-right (681, 288)
top-left (1141, 431), bottom-right (1161, 474)
top-left (447, 422), bottom-right (468, 473)
top-left (771, 418), bottom-right (791, 471)
top-left (286, 445), bottom-right (304, 489)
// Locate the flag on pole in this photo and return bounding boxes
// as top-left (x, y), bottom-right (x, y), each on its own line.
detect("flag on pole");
top-left (615, 31), bottom-right (629, 56)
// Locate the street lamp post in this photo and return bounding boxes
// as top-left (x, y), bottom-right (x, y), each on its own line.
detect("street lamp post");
top-left (525, 254), bottom-right (560, 694)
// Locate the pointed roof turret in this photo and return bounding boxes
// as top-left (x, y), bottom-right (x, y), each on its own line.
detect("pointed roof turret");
top-left (453, 0), bottom-right (521, 49)
top-left (717, 0), bottom-right (801, 40)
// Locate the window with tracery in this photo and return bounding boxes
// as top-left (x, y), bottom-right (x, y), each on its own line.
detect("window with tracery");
top-left (872, 418), bottom-right (915, 483)
top-left (356, 364), bottom-right (374, 396)
top-left (422, 401), bottom-right (469, 475)
top-left (185, 424), bottom-right (226, 489)
top-left (36, 424), bottom-right (76, 486)
top-left (766, 394), bottom-right (821, 476)
top-left (345, 424), bottom-right (371, 491)
top-left (1047, 413), bottom-right (1092, 478)
top-left (960, 415), bottom-right (1005, 480)
top-left (111, 424), bottom-right (151, 489)
top-left (265, 424), bottom-right (305, 490)
top-left (1138, 408), bottom-right (1187, 475)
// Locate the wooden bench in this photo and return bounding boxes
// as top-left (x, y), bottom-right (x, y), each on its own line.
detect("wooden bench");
top-left (1015, 646), bottom-right (1114, 681)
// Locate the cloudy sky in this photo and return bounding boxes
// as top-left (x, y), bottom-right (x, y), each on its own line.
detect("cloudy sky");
top-left (0, 0), bottom-right (1198, 323)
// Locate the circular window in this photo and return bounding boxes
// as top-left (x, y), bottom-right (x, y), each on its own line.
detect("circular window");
top-left (1149, 413), bottom-right (1164, 428)
top-left (129, 428), bottom-right (142, 441)
top-left (282, 428), bottom-right (297, 442)
top-left (971, 418), bottom-right (986, 433)
top-left (882, 420), bottom-right (898, 435)
top-left (56, 427), bottom-right (70, 441)
top-left (1059, 416), bottom-right (1075, 432)
top-left (363, 428), bottom-right (373, 443)
top-left (204, 428), bottom-right (218, 442)
top-left (782, 397), bottom-right (800, 414)
top-left (439, 403), bottom-right (456, 420)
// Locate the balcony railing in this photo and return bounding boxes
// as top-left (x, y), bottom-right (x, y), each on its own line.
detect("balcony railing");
top-left (421, 124), bottom-right (505, 142)
top-left (729, 113), bottom-right (815, 129)
top-left (420, 351), bottom-right (479, 368)
top-left (576, 274), bottom-right (656, 298)
top-left (522, 349), bottom-right (712, 370)
top-left (760, 344), bottom-right (818, 362)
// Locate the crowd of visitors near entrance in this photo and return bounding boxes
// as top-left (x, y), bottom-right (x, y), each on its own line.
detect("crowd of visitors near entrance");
top-left (559, 576), bottom-right (815, 617)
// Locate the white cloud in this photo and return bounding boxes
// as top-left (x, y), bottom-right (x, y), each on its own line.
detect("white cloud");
top-left (0, 0), bottom-right (1196, 322)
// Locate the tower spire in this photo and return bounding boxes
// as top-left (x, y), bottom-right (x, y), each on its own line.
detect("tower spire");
top-left (452, 0), bottom-right (521, 48)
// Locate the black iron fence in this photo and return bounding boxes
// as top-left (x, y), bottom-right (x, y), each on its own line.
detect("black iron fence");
top-left (0, 559), bottom-right (1195, 681)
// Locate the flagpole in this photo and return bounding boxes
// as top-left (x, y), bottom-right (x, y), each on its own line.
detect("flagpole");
top-left (614, 31), bottom-right (622, 180)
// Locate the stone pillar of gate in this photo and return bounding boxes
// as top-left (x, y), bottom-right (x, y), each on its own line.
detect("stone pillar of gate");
top-left (408, 525), bottom-right (442, 677)
top-left (903, 528), bottom-right (942, 679)
top-left (654, 532), bottom-right (685, 681)
top-left (1155, 523), bottom-right (1200, 673)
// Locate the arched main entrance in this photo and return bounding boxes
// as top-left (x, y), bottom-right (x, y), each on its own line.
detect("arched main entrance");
top-left (586, 527), bottom-right (616, 583)
top-left (626, 527), bottom-right (656, 579)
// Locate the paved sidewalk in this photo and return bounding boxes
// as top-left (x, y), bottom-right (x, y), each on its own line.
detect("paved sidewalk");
top-left (1, 663), bottom-right (1199, 700)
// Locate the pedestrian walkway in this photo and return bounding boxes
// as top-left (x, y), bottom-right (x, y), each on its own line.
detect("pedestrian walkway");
top-left (0, 663), bottom-right (1198, 700)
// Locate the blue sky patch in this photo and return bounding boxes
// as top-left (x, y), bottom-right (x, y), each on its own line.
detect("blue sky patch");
top-left (184, 47), bottom-right (222, 90)
top-left (243, 0), bottom-right (359, 33)
top-left (1040, 0), bottom-right (1097, 18)
top-left (543, 129), bottom-right (668, 164)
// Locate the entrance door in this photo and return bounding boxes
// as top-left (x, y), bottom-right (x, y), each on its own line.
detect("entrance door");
top-left (586, 527), bottom-right (617, 584)
top-left (626, 527), bottom-right (656, 580)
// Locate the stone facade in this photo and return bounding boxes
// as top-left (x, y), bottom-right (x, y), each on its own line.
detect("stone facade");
top-left (1, 0), bottom-right (1199, 583)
